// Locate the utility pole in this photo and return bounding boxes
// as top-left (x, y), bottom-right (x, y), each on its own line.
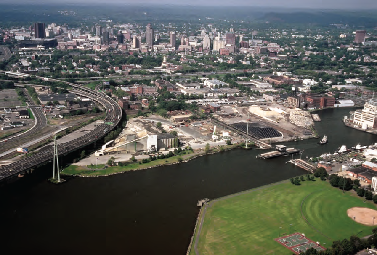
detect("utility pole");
top-left (246, 113), bottom-right (249, 149)
top-left (52, 135), bottom-right (60, 183)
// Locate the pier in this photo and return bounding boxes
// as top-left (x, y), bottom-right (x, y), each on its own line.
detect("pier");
top-left (289, 159), bottom-right (317, 173)
top-left (197, 198), bottom-right (210, 207)
top-left (257, 145), bottom-right (300, 159)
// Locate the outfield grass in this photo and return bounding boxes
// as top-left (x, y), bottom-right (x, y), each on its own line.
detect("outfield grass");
top-left (190, 180), bottom-right (377, 255)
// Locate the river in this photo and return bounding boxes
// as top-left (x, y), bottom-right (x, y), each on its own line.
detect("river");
top-left (1, 107), bottom-right (377, 255)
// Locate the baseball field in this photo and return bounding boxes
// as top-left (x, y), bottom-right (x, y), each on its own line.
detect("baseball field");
top-left (189, 179), bottom-right (377, 255)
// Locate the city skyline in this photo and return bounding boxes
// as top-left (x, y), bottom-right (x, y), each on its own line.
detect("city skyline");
top-left (2, 0), bottom-right (377, 10)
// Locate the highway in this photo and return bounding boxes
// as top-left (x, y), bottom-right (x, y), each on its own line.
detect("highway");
top-left (0, 72), bottom-right (122, 181)
top-left (0, 88), bottom-right (50, 156)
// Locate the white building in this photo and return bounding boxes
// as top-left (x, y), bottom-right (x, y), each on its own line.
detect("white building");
top-left (353, 99), bottom-right (377, 129)
top-left (334, 100), bottom-right (355, 108)
top-left (203, 34), bottom-right (211, 50)
top-left (204, 79), bottom-right (228, 88)
top-left (302, 79), bottom-right (318, 86)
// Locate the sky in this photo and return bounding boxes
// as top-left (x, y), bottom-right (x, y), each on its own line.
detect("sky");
top-left (2, 0), bottom-right (377, 10)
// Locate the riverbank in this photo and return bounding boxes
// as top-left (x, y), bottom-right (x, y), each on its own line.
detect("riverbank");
top-left (188, 178), bottom-right (377, 255)
top-left (61, 143), bottom-right (247, 177)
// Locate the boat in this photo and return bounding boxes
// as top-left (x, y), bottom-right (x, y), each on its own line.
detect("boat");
top-left (319, 135), bottom-right (328, 145)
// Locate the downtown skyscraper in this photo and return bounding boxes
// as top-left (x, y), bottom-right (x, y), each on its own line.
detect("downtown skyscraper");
top-left (146, 23), bottom-right (154, 47)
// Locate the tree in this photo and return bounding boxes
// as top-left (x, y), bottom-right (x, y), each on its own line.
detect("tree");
top-left (329, 174), bottom-right (340, 187)
top-left (156, 122), bottom-right (162, 129)
top-left (357, 188), bottom-right (365, 197)
top-left (373, 194), bottom-right (377, 204)
top-left (314, 167), bottom-right (327, 178)
top-left (107, 156), bottom-right (115, 166)
top-left (204, 143), bottom-right (211, 154)
top-left (365, 190), bottom-right (373, 200)
top-left (300, 175), bottom-right (305, 181)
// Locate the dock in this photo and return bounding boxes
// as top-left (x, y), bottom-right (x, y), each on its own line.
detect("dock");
top-left (289, 159), bottom-right (316, 173)
top-left (257, 145), bottom-right (300, 159)
top-left (197, 198), bottom-right (209, 207)
top-left (312, 114), bottom-right (321, 122)
top-left (258, 150), bottom-right (283, 159)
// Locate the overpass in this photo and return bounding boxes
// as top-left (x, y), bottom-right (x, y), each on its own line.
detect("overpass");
top-left (0, 71), bottom-right (122, 182)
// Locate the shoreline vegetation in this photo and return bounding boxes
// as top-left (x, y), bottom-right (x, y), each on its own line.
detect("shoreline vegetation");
top-left (61, 142), bottom-right (252, 177)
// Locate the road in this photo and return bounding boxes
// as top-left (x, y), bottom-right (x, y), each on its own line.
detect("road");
top-left (0, 88), bottom-right (50, 155)
top-left (0, 71), bottom-right (122, 181)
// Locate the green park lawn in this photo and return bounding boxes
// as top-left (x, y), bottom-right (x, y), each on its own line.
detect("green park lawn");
top-left (61, 153), bottom-right (196, 177)
top-left (190, 179), bottom-right (377, 255)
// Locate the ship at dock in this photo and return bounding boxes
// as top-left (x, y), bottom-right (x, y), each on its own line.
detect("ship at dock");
top-left (318, 135), bottom-right (328, 145)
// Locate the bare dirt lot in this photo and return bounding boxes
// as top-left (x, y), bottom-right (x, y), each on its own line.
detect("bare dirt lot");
top-left (347, 207), bottom-right (377, 226)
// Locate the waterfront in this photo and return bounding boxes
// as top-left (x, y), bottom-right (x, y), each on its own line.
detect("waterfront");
top-left (1, 107), bottom-right (377, 255)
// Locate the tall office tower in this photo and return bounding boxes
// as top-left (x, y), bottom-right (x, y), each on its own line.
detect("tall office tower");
top-left (355, 30), bottom-right (366, 44)
top-left (117, 31), bottom-right (124, 44)
top-left (102, 31), bottom-right (110, 45)
top-left (170, 32), bottom-right (176, 48)
top-left (226, 32), bottom-right (236, 46)
top-left (145, 23), bottom-right (154, 47)
top-left (203, 34), bottom-right (211, 50)
top-left (133, 35), bottom-right (140, 48)
top-left (181, 35), bottom-right (186, 45)
top-left (95, 25), bottom-right (102, 37)
top-left (34, 22), bottom-right (46, 39)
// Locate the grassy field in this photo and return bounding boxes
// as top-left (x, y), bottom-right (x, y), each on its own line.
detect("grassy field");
top-left (190, 180), bottom-right (377, 255)
top-left (61, 153), bottom-right (196, 177)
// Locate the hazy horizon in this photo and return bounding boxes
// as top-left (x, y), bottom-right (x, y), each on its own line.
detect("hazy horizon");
top-left (2, 0), bottom-right (377, 10)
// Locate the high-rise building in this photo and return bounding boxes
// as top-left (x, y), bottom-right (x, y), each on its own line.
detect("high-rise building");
top-left (203, 34), bottom-right (211, 50)
top-left (170, 32), bottom-right (176, 48)
top-left (117, 32), bottom-right (124, 44)
top-left (355, 30), bottom-right (366, 44)
top-left (213, 36), bottom-right (226, 51)
top-left (34, 22), bottom-right (45, 39)
top-left (226, 32), bottom-right (236, 46)
top-left (145, 23), bottom-right (154, 47)
top-left (133, 35), bottom-right (140, 49)
top-left (95, 25), bottom-right (102, 37)
top-left (102, 31), bottom-right (110, 45)
top-left (124, 30), bottom-right (131, 41)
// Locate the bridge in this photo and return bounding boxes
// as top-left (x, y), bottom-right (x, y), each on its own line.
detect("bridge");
top-left (0, 71), bottom-right (122, 182)
top-left (210, 117), bottom-right (272, 149)
top-left (289, 159), bottom-right (317, 173)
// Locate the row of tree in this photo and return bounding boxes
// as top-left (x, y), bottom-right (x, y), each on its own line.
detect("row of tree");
top-left (301, 228), bottom-right (377, 255)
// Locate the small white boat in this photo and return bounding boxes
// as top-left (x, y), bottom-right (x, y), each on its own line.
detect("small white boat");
top-left (319, 135), bottom-right (328, 145)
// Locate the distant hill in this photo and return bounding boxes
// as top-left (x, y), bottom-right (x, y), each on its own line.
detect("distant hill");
top-left (261, 11), bottom-right (377, 27)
